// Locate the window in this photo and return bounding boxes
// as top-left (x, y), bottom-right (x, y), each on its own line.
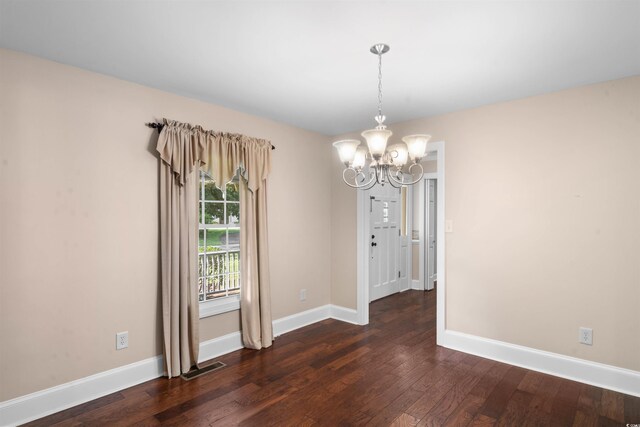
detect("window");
top-left (197, 170), bottom-right (241, 317)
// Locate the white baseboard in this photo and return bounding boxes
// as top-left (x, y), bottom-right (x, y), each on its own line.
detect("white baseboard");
top-left (330, 305), bottom-right (359, 325)
top-left (0, 304), bottom-right (357, 426)
top-left (411, 279), bottom-right (422, 290)
top-left (0, 356), bottom-right (164, 427)
top-left (273, 305), bottom-right (331, 337)
top-left (198, 331), bottom-right (243, 364)
top-left (441, 330), bottom-right (640, 398)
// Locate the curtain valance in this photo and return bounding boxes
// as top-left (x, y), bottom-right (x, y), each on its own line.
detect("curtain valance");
top-left (156, 118), bottom-right (272, 191)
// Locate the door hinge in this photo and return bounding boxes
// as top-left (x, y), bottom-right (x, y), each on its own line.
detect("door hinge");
top-left (398, 271), bottom-right (401, 278)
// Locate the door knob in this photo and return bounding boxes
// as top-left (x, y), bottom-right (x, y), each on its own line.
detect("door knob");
top-left (371, 242), bottom-right (377, 247)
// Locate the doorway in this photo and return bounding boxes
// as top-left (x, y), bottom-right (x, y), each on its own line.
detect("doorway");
top-left (420, 176), bottom-right (438, 291)
top-left (356, 141), bottom-right (445, 346)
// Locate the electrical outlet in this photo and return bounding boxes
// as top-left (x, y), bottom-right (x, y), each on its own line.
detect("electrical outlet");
top-left (299, 289), bottom-right (307, 301)
top-left (579, 327), bottom-right (593, 345)
top-left (116, 331), bottom-right (129, 350)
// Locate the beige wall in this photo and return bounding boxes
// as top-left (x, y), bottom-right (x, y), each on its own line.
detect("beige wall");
top-left (331, 75), bottom-right (640, 371)
top-left (2, 46), bottom-right (639, 402)
top-left (0, 48), bottom-right (331, 401)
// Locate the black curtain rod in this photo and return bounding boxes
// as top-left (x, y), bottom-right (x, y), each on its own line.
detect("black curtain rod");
top-left (145, 122), bottom-right (275, 150)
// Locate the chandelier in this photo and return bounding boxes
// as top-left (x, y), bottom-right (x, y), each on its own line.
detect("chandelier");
top-left (333, 44), bottom-right (431, 189)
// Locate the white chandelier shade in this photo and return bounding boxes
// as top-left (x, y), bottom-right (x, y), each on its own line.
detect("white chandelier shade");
top-left (361, 128), bottom-right (393, 159)
top-left (332, 139), bottom-right (361, 164)
top-left (352, 146), bottom-right (368, 169)
top-left (403, 134), bottom-right (431, 161)
top-left (333, 43), bottom-right (432, 189)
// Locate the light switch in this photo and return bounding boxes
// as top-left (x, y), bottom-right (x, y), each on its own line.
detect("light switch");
top-left (445, 220), bottom-right (453, 233)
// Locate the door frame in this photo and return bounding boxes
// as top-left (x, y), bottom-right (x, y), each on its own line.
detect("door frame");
top-left (418, 173), bottom-right (438, 291)
top-left (356, 140), bottom-right (446, 346)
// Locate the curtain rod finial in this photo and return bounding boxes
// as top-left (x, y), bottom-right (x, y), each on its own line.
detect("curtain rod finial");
top-left (146, 122), bottom-right (164, 133)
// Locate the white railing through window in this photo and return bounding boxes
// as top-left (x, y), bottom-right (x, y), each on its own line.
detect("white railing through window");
top-left (198, 249), bottom-right (240, 301)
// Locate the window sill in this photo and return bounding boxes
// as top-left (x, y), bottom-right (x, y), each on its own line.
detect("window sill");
top-left (199, 294), bottom-right (240, 319)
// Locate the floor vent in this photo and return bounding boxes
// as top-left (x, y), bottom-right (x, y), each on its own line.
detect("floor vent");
top-left (181, 361), bottom-right (226, 381)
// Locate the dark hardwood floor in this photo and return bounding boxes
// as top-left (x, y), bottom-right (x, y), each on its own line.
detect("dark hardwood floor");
top-left (26, 290), bottom-right (639, 426)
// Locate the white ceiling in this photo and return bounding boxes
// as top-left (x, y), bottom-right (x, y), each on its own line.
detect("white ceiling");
top-left (1, 1), bottom-right (639, 136)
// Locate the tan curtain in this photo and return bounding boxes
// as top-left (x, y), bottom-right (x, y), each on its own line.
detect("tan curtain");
top-left (157, 122), bottom-right (201, 377)
top-left (156, 120), bottom-right (273, 376)
top-left (238, 175), bottom-right (273, 349)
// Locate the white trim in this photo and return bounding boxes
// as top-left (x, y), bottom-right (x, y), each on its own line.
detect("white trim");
top-left (441, 330), bottom-right (640, 398)
top-left (0, 356), bottom-right (164, 427)
top-left (198, 331), bottom-right (243, 364)
top-left (330, 305), bottom-right (359, 324)
top-left (199, 294), bottom-right (240, 319)
top-left (418, 177), bottom-right (425, 290)
top-left (430, 142), bottom-right (446, 345)
top-left (411, 279), bottom-right (422, 290)
top-left (356, 189), bottom-right (370, 325)
top-left (273, 305), bottom-right (331, 336)
top-left (403, 183), bottom-right (413, 293)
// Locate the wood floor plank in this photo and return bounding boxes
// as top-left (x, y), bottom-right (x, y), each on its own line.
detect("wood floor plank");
top-left (442, 394), bottom-right (485, 427)
top-left (494, 389), bottom-right (534, 427)
top-left (624, 393), bottom-right (640, 423)
top-left (478, 365), bottom-right (528, 420)
top-left (600, 388), bottom-right (625, 423)
top-left (468, 413), bottom-right (497, 427)
top-left (390, 412), bottom-right (421, 427)
top-left (418, 369), bottom-right (484, 426)
top-left (23, 290), bottom-right (639, 427)
top-left (405, 366), bottom-right (469, 420)
top-left (548, 379), bottom-right (581, 426)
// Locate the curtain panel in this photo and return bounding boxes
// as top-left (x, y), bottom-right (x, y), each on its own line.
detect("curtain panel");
top-left (156, 119), bottom-right (274, 377)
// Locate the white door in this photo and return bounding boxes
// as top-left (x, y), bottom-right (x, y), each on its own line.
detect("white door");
top-left (426, 179), bottom-right (437, 290)
top-left (369, 184), bottom-right (401, 301)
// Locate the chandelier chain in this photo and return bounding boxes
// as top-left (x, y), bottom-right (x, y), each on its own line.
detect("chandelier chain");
top-left (377, 51), bottom-right (383, 119)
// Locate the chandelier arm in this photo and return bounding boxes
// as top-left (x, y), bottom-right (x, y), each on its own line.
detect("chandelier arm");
top-left (355, 168), bottom-right (378, 191)
top-left (399, 162), bottom-right (425, 186)
top-left (342, 167), bottom-right (376, 189)
top-left (386, 168), bottom-right (407, 188)
top-left (360, 174), bottom-right (379, 191)
top-left (373, 164), bottom-right (382, 185)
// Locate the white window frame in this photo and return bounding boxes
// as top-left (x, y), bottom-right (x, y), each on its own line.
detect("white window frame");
top-left (198, 171), bottom-right (241, 319)
top-left (200, 293), bottom-right (240, 318)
